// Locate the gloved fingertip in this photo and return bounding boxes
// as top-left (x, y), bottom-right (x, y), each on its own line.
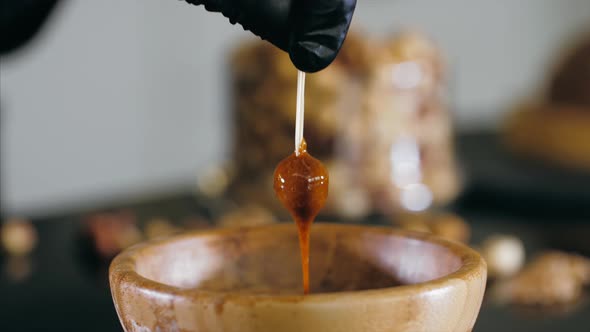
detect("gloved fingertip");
top-left (288, 0), bottom-right (357, 72)
top-left (290, 41), bottom-right (336, 73)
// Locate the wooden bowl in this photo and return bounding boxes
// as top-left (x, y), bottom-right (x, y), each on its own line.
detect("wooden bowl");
top-left (110, 223), bottom-right (486, 332)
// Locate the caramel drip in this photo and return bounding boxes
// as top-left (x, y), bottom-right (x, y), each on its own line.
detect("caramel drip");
top-left (274, 140), bottom-right (329, 294)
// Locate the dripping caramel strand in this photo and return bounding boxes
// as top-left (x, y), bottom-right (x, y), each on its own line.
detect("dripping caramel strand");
top-left (274, 139), bottom-right (329, 295)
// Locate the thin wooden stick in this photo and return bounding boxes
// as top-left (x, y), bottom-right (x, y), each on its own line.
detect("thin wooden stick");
top-left (295, 70), bottom-right (306, 156)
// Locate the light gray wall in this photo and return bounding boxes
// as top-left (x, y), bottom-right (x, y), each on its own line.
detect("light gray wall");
top-left (2, 0), bottom-right (589, 215)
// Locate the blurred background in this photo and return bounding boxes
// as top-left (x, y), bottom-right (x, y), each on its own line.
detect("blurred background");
top-left (3, 0), bottom-right (590, 215)
top-left (1, 0), bottom-right (590, 331)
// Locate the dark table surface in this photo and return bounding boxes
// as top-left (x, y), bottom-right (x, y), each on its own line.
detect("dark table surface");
top-left (1, 132), bottom-right (590, 332)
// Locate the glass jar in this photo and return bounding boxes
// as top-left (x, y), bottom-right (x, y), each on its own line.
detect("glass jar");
top-left (224, 31), bottom-right (461, 220)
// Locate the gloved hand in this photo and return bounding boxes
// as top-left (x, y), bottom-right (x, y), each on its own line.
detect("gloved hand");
top-left (0, 0), bottom-right (60, 54)
top-left (184, 0), bottom-right (357, 73)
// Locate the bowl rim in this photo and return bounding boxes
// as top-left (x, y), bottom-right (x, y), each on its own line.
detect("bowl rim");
top-left (109, 223), bottom-right (486, 305)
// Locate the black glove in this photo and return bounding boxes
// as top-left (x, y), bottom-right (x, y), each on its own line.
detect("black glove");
top-left (184, 0), bottom-right (356, 73)
top-left (0, 0), bottom-right (61, 54)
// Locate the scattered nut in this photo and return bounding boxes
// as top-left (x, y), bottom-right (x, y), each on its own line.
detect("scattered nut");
top-left (1, 219), bottom-right (38, 256)
top-left (480, 235), bottom-right (526, 278)
top-left (492, 251), bottom-right (590, 305)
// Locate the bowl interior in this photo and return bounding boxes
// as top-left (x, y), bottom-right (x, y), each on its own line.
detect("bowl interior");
top-left (134, 224), bottom-right (462, 295)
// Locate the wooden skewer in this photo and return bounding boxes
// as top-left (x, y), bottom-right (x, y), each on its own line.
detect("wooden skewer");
top-left (295, 70), bottom-right (306, 156)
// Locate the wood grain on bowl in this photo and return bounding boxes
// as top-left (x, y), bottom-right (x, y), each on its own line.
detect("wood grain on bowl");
top-left (110, 223), bottom-right (486, 332)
